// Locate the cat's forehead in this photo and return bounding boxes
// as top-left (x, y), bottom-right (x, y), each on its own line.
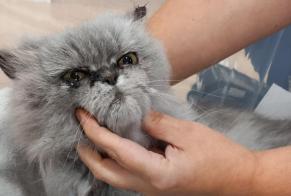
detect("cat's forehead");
top-left (67, 17), bottom-right (138, 59)
top-left (40, 14), bottom-right (145, 73)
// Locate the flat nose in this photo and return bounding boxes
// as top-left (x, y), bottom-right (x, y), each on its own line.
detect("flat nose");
top-left (91, 67), bottom-right (118, 85)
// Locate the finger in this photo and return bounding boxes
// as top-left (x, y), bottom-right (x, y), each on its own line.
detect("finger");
top-left (143, 111), bottom-right (190, 147)
top-left (76, 109), bottom-right (168, 178)
top-left (77, 144), bottom-right (146, 191)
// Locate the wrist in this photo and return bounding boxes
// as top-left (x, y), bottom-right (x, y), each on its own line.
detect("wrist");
top-left (246, 147), bottom-right (291, 196)
top-left (219, 149), bottom-right (258, 196)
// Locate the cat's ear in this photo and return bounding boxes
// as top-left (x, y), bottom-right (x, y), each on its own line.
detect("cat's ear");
top-left (132, 5), bottom-right (147, 21)
top-left (0, 50), bottom-right (17, 79)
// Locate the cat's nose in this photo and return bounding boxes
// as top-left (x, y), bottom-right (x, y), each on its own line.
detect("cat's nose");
top-left (93, 67), bottom-right (118, 85)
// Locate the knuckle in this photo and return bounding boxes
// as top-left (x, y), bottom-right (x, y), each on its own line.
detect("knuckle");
top-left (107, 138), bottom-right (127, 161)
top-left (110, 180), bottom-right (129, 190)
top-left (91, 167), bottom-right (102, 180)
top-left (170, 119), bottom-right (190, 133)
top-left (150, 175), bottom-right (177, 191)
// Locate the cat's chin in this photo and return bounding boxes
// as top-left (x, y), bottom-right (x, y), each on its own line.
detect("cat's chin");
top-left (99, 95), bottom-right (153, 147)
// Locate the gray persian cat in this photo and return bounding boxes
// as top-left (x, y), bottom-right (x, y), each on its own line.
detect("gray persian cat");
top-left (0, 6), bottom-right (290, 196)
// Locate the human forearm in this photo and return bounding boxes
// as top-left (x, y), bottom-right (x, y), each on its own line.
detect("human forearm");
top-left (249, 147), bottom-right (291, 196)
top-left (148, 0), bottom-right (291, 83)
top-left (221, 146), bottom-right (291, 196)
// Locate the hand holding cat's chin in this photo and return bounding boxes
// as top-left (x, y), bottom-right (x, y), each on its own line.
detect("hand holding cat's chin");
top-left (76, 110), bottom-right (257, 196)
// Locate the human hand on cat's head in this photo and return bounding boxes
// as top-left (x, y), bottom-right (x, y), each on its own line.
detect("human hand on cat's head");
top-left (76, 109), bottom-right (257, 196)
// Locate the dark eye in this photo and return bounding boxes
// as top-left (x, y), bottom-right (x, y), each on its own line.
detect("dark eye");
top-left (62, 70), bottom-right (87, 88)
top-left (117, 52), bottom-right (138, 68)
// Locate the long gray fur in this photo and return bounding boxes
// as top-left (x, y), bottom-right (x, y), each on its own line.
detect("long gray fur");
top-left (0, 7), bottom-right (290, 196)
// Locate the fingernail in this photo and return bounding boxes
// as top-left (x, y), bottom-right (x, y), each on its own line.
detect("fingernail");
top-left (75, 109), bottom-right (87, 123)
top-left (144, 110), bottom-right (162, 124)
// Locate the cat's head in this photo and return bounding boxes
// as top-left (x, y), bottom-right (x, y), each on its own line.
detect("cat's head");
top-left (0, 7), bottom-right (170, 162)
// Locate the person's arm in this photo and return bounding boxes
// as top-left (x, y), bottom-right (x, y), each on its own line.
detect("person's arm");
top-left (148, 0), bottom-right (291, 83)
top-left (250, 147), bottom-right (291, 196)
top-left (76, 110), bottom-right (291, 196)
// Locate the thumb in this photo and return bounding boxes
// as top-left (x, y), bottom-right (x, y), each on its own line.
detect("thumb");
top-left (143, 111), bottom-right (191, 147)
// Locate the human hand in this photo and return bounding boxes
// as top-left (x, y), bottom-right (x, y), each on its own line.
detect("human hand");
top-left (76, 110), bottom-right (256, 196)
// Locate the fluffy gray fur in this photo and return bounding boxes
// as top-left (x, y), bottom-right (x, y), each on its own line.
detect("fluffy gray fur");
top-left (0, 7), bottom-right (290, 196)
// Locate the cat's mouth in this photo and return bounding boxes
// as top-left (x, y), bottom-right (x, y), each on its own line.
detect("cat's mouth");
top-left (110, 88), bottom-right (126, 104)
top-left (114, 89), bottom-right (124, 101)
top-left (109, 85), bottom-right (148, 108)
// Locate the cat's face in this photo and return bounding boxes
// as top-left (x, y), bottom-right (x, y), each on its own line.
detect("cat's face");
top-left (0, 8), bottom-right (170, 161)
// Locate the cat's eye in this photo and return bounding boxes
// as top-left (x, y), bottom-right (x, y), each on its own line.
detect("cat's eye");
top-left (117, 52), bottom-right (138, 68)
top-left (62, 70), bottom-right (87, 88)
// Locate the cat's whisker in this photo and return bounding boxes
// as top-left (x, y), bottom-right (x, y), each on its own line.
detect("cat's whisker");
top-left (145, 92), bottom-right (193, 116)
top-left (62, 113), bottom-right (95, 169)
top-left (194, 109), bottom-right (220, 121)
top-left (193, 108), bottom-right (243, 127)
top-left (146, 79), bottom-right (185, 84)
top-left (67, 126), bottom-right (83, 168)
top-left (140, 88), bottom-right (201, 118)
top-left (147, 84), bottom-right (225, 99)
top-left (73, 112), bottom-right (96, 162)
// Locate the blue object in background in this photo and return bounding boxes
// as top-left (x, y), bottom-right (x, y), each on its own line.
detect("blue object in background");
top-left (246, 25), bottom-right (291, 90)
top-left (188, 25), bottom-right (291, 110)
top-left (187, 64), bottom-right (269, 110)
